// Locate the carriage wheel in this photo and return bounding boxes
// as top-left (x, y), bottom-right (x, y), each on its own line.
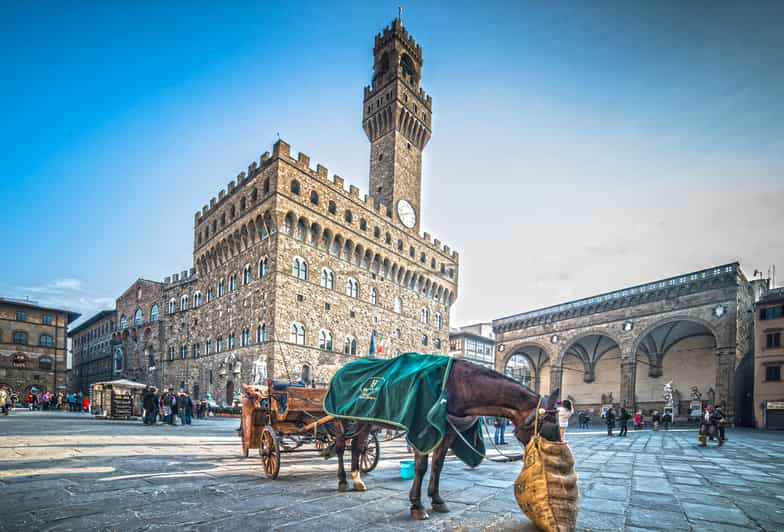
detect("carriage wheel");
top-left (360, 431), bottom-right (380, 473)
top-left (260, 425), bottom-right (281, 479)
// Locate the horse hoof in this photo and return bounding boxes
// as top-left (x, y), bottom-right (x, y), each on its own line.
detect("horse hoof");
top-left (411, 508), bottom-right (429, 521)
top-left (431, 502), bottom-right (449, 513)
top-left (338, 482), bottom-right (349, 492)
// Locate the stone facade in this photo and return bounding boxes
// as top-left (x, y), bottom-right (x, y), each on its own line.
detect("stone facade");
top-left (68, 310), bottom-right (115, 394)
top-left (0, 297), bottom-right (79, 398)
top-left (449, 323), bottom-right (496, 369)
top-left (493, 264), bottom-right (757, 424)
top-left (73, 19), bottom-right (459, 405)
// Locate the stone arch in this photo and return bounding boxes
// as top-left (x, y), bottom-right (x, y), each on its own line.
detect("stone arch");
top-left (309, 222), bottom-right (321, 246)
top-left (557, 329), bottom-right (624, 366)
top-left (321, 227), bottom-right (333, 252)
top-left (631, 315), bottom-right (721, 360)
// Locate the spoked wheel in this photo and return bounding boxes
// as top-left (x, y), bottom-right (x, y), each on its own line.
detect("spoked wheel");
top-left (360, 431), bottom-right (380, 473)
top-left (260, 425), bottom-right (281, 479)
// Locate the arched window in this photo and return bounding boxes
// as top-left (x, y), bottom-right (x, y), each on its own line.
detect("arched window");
top-left (150, 304), bottom-right (159, 321)
top-left (319, 329), bottom-right (333, 351)
top-left (290, 322), bottom-right (305, 345)
top-left (393, 296), bottom-right (401, 314)
top-left (193, 343), bottom-right (200, 358)
top-left (229, 273), bottom-right (237, 291)
top-left (290, 179), bottom-right (301, 195)
top-left (434, 312), bottom-right (442, 330)
top-left (230, 204), bottom-right (236, 219)
top-left (180, 344), bottom-right (188, 360)
top-left (346, 278), bottom-right (359, 298)
top-left (193, 293), bottom-right (202, 308)
top-left (240, 197), bottom-right (246, 211)
top-left (434, 338), bottom-right (442, 349)
top-left (13, 331), bottom-right (28, 345)
top-left (39, 356), bottom-right (53, 370)
top-left (359, 218), bottom-right (367, 231)
top-left (385, 232), bottom-right (391, 245)
top-left (310, 191), bottom-right (319, 205)
top-left (344, 336), bottom-right (357, 355)
top-left (328, 201), bottom-right (336, 215)
top-left (206, 337), bottom-right (212, 355)
top-left (207, 287), bottom-right (214, 302)
top-left (320, 268), bottom-right (334, 289)
top-left (251, 188), bottom-right (258, 202)
top-left (370, 287), bottom-right (377, 305)
top-left (228, 333), bottom-right (236, 350)
top-left (243, 264), bottom-right (252, 285)
top-left (296, 219), bottom-right (306, 241)
top-left (167, 299), bottom-right (176, 314)
top-left (120, 315), bottom-right (128, 329)
top-left (373, 226), bottom-right (380, 238)
top-left (257, 323), bottom-right (267, 343)
top-left (263, 177), bottom-right (270, 195)
top-left (344, 210), bottom-right (353, 223)
top-left (181, 295), bottom-right (189, 311)
top-left (39, 334), bottom-right (54, 347)
top-left (218, 279), bottom-right (225, 296)
top-left (397, 239), bottom-right (404, 251)
top-left (292, 257), bottom-right (307, 280)
top-left (421, 335), bottom-right (428, 347)
top-left (134, 309), bottom-right (143, 326)
top-left (216, 336), bottom-right (223, 353)
top-left (505, 354), bottom-right (532, 387)
top-left (241, 328), bottom-right (250, 347)
top-left (259, 256), bottom-right (270, 277)
top-left (420, 308), bottom-right (429, 324)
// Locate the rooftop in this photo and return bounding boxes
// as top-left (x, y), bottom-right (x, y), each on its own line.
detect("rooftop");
top-left (758, 287), bottom-right (784, 306)
top-left (67, 310), bottom-right (115, 337)
top-left (0, 296), bottom-right (81, 324)
top-left (493, 263), bottom-right (742, 332)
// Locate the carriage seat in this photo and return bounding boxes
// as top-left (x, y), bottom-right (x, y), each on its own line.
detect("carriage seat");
top-left (271, 380), bottom-right (306, 391)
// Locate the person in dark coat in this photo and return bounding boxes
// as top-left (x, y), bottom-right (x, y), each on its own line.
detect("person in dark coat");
top-left (142, 389), bottom-right (157, 425)
top-left (618, 407), bottom-right (631, 437)
top-left (605, 408), bottom-right (616, 436)
top-left (183, 393), bottom-right (193, 425)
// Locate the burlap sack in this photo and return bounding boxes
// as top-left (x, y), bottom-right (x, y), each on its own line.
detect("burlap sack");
top-left (514, 435), bottom-right (578, 532)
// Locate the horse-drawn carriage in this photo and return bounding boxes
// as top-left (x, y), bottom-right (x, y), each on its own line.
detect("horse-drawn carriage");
top-left (239, 381), bottom-right (379, 479)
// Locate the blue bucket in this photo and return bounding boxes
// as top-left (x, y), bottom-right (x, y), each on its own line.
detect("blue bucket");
top-left (399, 459), bottom-right (415, 479)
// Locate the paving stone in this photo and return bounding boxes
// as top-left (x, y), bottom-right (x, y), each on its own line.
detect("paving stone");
top-left (626, 508), bottom-right (690, 530)
top-left (578, 496), bottom-right (627, 515)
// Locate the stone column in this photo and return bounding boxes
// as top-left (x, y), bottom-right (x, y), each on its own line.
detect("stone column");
top-left (620, 359), bottom-right (636, 409)
top-left (549, 365), bottom-right (563, 398)
top-left (715, 347), bottom-right (736, 417)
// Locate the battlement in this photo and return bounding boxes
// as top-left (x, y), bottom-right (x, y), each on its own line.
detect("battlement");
top-left (374, 19), bottom-right (422, 62)
top-left (363, 83), bottom-right (432, 110)
top-left (164, 267), bottom-right (197, 285)
top-left (192, 138), bottom-right (459, 263)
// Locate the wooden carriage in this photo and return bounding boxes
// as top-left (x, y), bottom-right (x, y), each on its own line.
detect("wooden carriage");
top-left (240, 382), bottom-right (380, 479)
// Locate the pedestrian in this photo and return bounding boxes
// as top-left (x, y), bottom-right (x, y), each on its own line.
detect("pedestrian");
top-left (493, 416), bottom-right (507, 445)
top-left (652, 410), bottom-right (661, 431)
top-left (633, 410), bottom-right (642, 430)
top-left (605, 407), bottom-right (616, 436)
top-left (0, 388), bottom-right (8, 415)
top-left (142, 388), bottom-right (157, 425)
top-left (663, 411), bottom-right (671, 430)
top-left (183, 393), bottom-right (193, 425)
top-left (618, 407), bottom-right (631, 437)
top-left (82, 394), bottom-right (90, 413)
top-left (170, 391), bottom-right (179, 425)
top-left (177, 392), bottom-right (186, 425)
top-left (712, 405), bottom-right (726, 444)
top-left (160, 389), bottom-right (172, 425)
top-left (557, 399), bottom-right (573, 441)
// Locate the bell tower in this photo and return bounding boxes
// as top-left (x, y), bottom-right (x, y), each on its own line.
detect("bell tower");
top-left (363, 18), bottom-right (431, 233)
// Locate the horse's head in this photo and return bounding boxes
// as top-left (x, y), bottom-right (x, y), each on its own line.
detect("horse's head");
top-left (514, 388), bottom-right (561, 446)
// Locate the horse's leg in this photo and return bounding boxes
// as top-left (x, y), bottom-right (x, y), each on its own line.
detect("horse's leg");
top-left (350, 424), bottom-right (369, 491)
top-left (428, 430), bottom-right (456, 513)
top-left (335, 421), bottom-right (349, 492)
top-left (409, 452), bottom-right (430, 520)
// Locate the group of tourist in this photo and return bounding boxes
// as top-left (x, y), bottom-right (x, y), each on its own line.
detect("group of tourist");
top-left (141, 388), bottom-right (211, 426)
top-left (14, 391), bottom-right (90, 412)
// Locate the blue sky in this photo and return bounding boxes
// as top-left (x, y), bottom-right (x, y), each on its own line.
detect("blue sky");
top-left (1, 1), bottom-right (782, 326)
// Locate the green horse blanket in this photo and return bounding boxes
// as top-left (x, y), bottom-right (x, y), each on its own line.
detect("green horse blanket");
top-left (323, 353), bottom-right (484, 467)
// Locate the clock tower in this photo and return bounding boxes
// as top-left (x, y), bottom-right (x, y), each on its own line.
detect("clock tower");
top-left (363, 18), bottom-right (431, 233)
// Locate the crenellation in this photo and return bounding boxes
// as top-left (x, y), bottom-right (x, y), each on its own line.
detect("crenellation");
top-left (249, 161), bottom-right (258, 175)
top-left (333, 175), bottom-right (344, 189)
top-left (297, 152), bottom-right (310, 168)
top-left (316, 164), bottom-right (328, 178)
top-left (227, 180), bottom-right (235, 194)
top-left (434, 238), bottom-right (441, 248)
top-left (273, 139), bottom-right (290, 158)
top-left (260, 151), bottom-right (270, 163)
top-left (349, 185), bottom-right (360, 198)
top-left (202, 205), bottom-right (208, 216)
top-left (164, 276), bottom-right (171, 284)
top-left (210, 198), bottom-right (216, 208)
top-left (423, 232), bottom-right (431, 243)
top-left (218, 190), bottom-right (225, 201)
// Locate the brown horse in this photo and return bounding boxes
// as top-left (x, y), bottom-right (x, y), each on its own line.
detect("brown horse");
top-left (333, 359), bottom-right (561, 520)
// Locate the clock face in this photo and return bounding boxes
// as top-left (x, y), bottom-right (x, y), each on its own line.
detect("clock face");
top-left (397, 200), bottom-right (416, 229)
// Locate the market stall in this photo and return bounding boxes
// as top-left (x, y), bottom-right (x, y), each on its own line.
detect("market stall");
top-left (90, 379), bottom-right (155, 419)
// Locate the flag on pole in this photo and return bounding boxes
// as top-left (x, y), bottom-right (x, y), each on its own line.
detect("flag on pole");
top-left (369, 330), bottom-right (376, 356)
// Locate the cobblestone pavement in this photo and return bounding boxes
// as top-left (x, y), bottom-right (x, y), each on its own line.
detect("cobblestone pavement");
top-left (1, 411), bottom-right (783, 531)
